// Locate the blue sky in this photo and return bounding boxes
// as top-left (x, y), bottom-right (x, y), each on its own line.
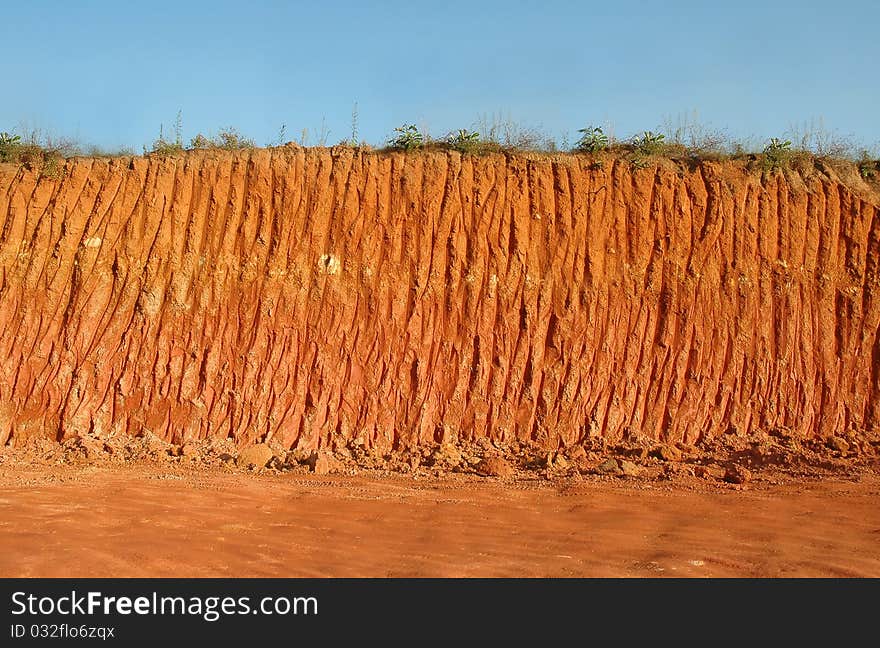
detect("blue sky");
top-left (1, 0), bottom-right (877, 151)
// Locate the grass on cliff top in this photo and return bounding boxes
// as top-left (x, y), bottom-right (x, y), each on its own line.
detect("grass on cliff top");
top-left (2, 114), bottom-right (879, 187)
top-left (374, 118), bottom-right (880, 183)
top-left (0, 130), bottom-right (76, 179)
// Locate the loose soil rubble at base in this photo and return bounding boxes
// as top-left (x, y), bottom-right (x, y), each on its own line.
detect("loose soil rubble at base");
top-left (3, 425), bottom-right (878, 484)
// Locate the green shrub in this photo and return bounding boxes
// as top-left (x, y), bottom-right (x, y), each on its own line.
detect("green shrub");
top-left (388, 124), bottom-right (424, 151)
top-left (762, 138), bottom-right (793, 171)
top-left (632, 131), bottom-right (666, 155)
top-left (574, 126), bottom-right (609, 153)
top-left (447, 129), bottom-right (480, 153)
top-left (0, 132), bottom-right (22, 162)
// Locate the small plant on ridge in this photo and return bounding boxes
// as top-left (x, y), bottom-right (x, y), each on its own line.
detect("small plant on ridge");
top-left (447, 129), bottom-right (480, 153)
top-left (0, 132), bottom-right (22, 162)
top-left (762, 137), bottom-right (793, 171)
top-left (632, 131), bottom-right (666, 155)
top-left (388, 124), bottom-right (424, 151)
top-left (574, 126), bottom-right (609, 153)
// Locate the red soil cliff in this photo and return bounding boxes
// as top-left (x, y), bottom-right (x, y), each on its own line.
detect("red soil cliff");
top-left (0, 149), bottom-right (878, 452)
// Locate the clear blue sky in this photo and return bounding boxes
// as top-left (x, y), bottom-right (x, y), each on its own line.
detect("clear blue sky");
top-left (1, 0), bottom-right (877, 151)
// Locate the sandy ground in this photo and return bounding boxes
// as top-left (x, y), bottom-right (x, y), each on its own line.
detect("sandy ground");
top-left (1, 465), bottom-right (878, 577)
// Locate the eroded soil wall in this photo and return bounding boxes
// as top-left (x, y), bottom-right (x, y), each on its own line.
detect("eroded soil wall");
top-left (1, 149), bottom-right (878, 451)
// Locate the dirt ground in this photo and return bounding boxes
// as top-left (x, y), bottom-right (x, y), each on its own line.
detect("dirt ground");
top-left (1, 463), bottom-right (878, 578)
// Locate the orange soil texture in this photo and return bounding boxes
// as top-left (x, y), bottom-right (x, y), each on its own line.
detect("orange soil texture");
top-left (1, 149), bottom-right (878, 452)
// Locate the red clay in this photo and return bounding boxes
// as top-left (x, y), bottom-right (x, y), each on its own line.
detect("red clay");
top-left (1, 150), bottom-right (878, 453)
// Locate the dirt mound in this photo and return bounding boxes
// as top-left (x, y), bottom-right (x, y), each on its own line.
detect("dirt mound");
top-left (1, 149), bottom-right (878, 457)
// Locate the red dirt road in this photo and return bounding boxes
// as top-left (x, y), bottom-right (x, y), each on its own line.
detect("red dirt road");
top-left (1, 466), bottom-right (878, 577)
